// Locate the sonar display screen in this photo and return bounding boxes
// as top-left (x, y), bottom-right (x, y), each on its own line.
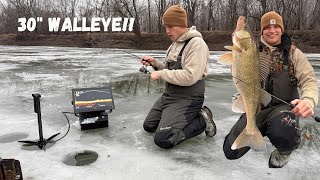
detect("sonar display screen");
top-left (72, 87), bottom-right (115, 113)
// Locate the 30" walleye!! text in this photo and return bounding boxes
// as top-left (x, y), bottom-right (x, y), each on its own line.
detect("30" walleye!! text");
top-left (17, 17), bottom-right (135, 32)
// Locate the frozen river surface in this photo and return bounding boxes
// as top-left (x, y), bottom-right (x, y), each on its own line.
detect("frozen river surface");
top-left (0, 45), bottom-right (320, 179)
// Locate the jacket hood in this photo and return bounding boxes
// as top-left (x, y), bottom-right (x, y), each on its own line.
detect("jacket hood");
top-left (176, 26), bottom-right (203, 42)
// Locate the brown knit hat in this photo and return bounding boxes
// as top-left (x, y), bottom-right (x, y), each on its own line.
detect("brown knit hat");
top-left (261, 11), bottom-right (284, 34)
top-left (162, 5), bottom-right (188, 27)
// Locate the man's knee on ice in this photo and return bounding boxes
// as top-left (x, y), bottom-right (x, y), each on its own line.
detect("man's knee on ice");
top-left (143, 122), bottom-right (157, 132)
top-left (154, 130), bottom-right (174, 149)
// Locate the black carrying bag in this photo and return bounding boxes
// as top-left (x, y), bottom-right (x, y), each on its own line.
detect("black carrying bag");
top-left (0, 158), bottom-right (23, 180)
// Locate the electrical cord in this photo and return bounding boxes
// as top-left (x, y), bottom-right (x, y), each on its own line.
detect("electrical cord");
top-left (53, 111), bottom-right (73, 142)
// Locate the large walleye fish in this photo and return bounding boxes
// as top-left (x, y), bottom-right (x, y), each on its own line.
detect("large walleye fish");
top-left (218, 16), bottom-right (270, 151)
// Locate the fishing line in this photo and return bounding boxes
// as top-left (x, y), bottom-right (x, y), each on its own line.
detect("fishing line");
top-left (73, 46), bottom-right (108, 86)
top-left (231, 75), bottom-right (319, 140)
top-left (120, 50), bottom-right (151, 93)
top-left (120, 49), bottom-right (141, 59)
top-left (81, 48), bottom-right (106, 70)
top-left (231, 75), bottom-right (320, 122)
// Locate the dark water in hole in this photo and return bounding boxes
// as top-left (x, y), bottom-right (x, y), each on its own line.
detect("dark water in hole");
top-left (63, 150), bottom-right (99, 166)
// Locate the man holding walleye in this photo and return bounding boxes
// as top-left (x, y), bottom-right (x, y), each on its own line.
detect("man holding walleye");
top-left (221, 12), bottom-right (318, 168)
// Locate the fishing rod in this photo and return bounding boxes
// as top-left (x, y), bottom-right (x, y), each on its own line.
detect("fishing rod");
top-left (82, 49), bottom-right (106, 68)
top-left (124, 51), bottom-right (151, 74)
top-left (231, 75), bottom-right (320, 122)
top-left (120, 50), bottom-right (152, 93)
top-left (79, 46), bottom-right (152, 91)
top-left (81, 47), bottom-right (151, 74)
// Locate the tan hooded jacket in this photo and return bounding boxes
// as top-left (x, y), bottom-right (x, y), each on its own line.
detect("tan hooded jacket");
top-left (151, 26), bottom-right (209, 86)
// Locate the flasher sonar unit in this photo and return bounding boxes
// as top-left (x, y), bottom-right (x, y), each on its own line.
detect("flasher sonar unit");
top-left (72, 86), bottom-right (115, 130)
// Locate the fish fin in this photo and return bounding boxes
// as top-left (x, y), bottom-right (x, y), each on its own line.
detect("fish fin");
top-left (224, 45), bottom-right (242, 52)
top-left (218, 52), bottom-right (233, 64)
top-left (231, 128), bottom-right (266, 151)
top-left (260, 90), bottom-right (272, 107)
top-left (232, 94), bottom-right (245, 113)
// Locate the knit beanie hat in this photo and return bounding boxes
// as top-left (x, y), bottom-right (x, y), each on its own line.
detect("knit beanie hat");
top-left (162, 5), bottom-right (188, 27)
top-left (261, 11), bottom-right (284, 34)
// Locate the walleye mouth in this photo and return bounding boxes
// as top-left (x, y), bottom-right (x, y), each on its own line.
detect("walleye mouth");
top-left (236, 16), bottom-right (246, 31)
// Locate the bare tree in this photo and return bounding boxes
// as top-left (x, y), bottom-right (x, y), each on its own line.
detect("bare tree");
top-left (70, 0), bottom-right (77, 18)
top-left (226, 0), bottom-right (239, 30)
top-left (147, 0), bottom-right (151, 33)
top-left (112, 0), bottom-right (142, 45)
top-left (310, 0), bottom-right (320, 30)
top-left (239, 0), bottom-right (249, 17)
top-left (207, 0), bottom-right (215, 31)
top-left (258, 0), bottom-right (267, 15)
top-left (155, 0), bottom-right (166, 33)
top-left (299, 0), bottom-right (303, 30)
top-left (182, 0), bottom-right (198, 26)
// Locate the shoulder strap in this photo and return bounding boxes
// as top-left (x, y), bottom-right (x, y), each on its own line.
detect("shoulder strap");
top-left (177, 38), bottom-right (193, 61)
top-left (283, 50), bottom-right (289, 65)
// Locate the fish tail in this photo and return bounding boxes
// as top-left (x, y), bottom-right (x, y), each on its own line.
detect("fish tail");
top-left (231, 128), bottom-right (266, 151)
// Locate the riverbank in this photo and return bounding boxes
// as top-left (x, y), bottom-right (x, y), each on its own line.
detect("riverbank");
top-left (0, 30), bottom-right (319, 53)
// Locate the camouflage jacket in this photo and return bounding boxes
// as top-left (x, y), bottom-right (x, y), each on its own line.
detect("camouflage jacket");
top-left (259, 36), bottom-right (318, 108)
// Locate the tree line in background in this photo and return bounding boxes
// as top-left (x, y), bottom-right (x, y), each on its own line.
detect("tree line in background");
top-left (0, 0), bottom-right (320, 38)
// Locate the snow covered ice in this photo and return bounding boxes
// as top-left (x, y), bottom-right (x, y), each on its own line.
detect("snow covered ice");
top-left (0, 45), bottom-right (320, 179)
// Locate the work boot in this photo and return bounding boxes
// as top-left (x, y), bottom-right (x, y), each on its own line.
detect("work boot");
top-left (268, 149), bottom-right (291, 168)
top-left (200, 106), bottom-right (217, 137)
